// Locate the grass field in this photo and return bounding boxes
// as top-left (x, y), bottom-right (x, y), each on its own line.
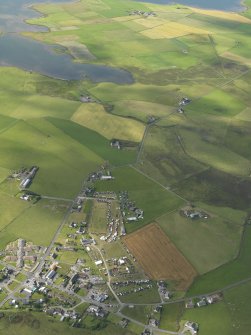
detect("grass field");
top-left (0, 311), bottom-right (137, 335)
top-left (181, 302), bottom-right (234, 335)
top-left (47, 117), bottom-right (137, 166)
top-left (71, 103), bottom-right (145, 142)
top-left (160, 303), bottom-right (184, 331)
top-left (90, 199), bottom-right (108, 234)
top-left (157, 204), bottom-right (245, 274)
top-left (137, 125), bottom-right (207, 186)
top-left (120, 284), bottom-right (160, 304)
top-left (224, 281), bottom-right (251, 334)
top-left (0, 118), bottom-right (103, 197)
top-left (112, 100), bottom-right (174, 123)
top-left (187, 225), bottom-right (251, 296)
top-left (124, 223), bottom-right (197, 289)
top-left (0, 199), bottom-right (68, 248)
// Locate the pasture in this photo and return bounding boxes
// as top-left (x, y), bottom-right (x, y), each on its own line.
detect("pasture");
top-left (89, 199), bottom-right (108, 234)
top-left (187, 225), bottom-right (251, 296)
top-left (181, 302), bottom-right (233, 335)
top-left (0, 199), bottom-right (68, 248)
top-left (0, 118), bottom-right (103, 197)
top-left (224, 281), bottom-right (251, 334)
top-left (71, 103), bottom-right (145, 142)
top-left (123, 223), bottom-right (197, 289)
top-left (0, 311), bottom-right (135, 335)
top-left (157, 204), bottom-right (245, 274)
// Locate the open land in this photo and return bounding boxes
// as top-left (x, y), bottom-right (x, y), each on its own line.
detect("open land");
top-left (1, 0), bottom-right (251, 334)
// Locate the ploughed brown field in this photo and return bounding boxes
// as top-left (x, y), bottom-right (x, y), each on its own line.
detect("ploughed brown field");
top-left (123, 223), bottom-right (197, 290)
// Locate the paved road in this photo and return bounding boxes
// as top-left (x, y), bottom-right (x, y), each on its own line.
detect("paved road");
top-left (91, 244), bottom-right (122, 306)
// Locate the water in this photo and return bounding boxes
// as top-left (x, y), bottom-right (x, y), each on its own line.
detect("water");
top-left (0, 34), bottom-right (133, 82)
top-left (0, 0), bottom-right (133, 83)
top-left (137, 0), bottom-right (244, 12)
top-left (0, 0), bottom-right (69, 32)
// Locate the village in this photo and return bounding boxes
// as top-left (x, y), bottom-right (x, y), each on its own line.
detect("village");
top-left (0, 164), bottom-right (224, 335)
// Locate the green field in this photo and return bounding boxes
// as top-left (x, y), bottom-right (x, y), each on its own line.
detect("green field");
top-left (224, 281), bottom-right (251, 334)
top-left (160, 303), bottom-right (184, 331)
top-left (0, 312), bottom-right (137, 335)
top-left (71, 103), bottom-right (145, 142)
top-left (181, 302), bottom-right (233, 335)
top-left (0, 199), bottom-right (68, 248)
top-left (187, 225), bottom-right (251, 296)
top-left (157, 204), bottom-right (245, 274)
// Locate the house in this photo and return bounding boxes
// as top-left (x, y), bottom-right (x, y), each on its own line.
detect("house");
top-left (164, 291), bottom-right (172, 300)
top-left (149, 318), bottom-right (159, 327)
top-left (46, 270), bottom-right (56, 280)
top-left (20, 178), bottom-right (31, 189)
top-left (118, 258), bottom-right (126, 266)
top-left (100, 175), bottom-right (114, 181)
top-left (153, 305), bottom-right (163, 313)
top-left (95, 260), bottom-right (103, 266)
top-left (119, 318), bottom-right (129, 328)
top-left (197, 298), bottom-right (207, 308)
top-left (185, 299), bottom-right (195, 309)
top-left (185, 321), bottom-right (199, 334)
top-left (127, 217), bottom-right (137, 222)
top-left (110, 139), bottom-right (121, 150)
top-left (206, 293), bottom-right (222, 304)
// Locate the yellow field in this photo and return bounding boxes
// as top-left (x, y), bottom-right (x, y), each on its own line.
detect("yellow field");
top-left (221, 51), bottom-right (251, 67)
top-left (191, 7), bottom-right (251, 24)
top-left (134, 17), bottom-right (167, 28)
top-left (235, 108), bottom-right (251, 122)
top-left (140, 21), bottom-right (210, 39)
top-left (71, 103), bottom-right (145, 141)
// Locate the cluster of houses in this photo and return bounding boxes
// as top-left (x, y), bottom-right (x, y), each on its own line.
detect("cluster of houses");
top-left (157, 281), bottom-right (172, 300)
top-left (185, 293), bottom-right (223, 309)
top-left (45, 307), bottom-right (80, 324)
top-left (0, 266), bottom-right (14, 283)
top-left (88, 288), bottom-right (109, 303)
top-left (106, 256), bottom-right (136, 277)
top-left (88, 168), bottom-right (114, 182)
top-left (177, 97), bottom-right (192, 114)
top-left (112, 279), bottom-right (153, 297)
top-left (128, 10), bottom-right (156, 17)
top-left (11, 166), bottom-right (39, 190)
top-left (87, 305), bottom-right (107, 318)
top-left (180, 207), bottom-right (209, 220)
top-left (72, 197), bottom-right (83, 212)
top-left (68, 221), bottom-right (87, 235)
top-left (4, 239), bottom-right (43, 271)
top-left (119, 191), bottom-right (144, 223)
top-left (97, 198), bottom-right (122, 243)
top-left (117, 282), bottom-right (153, 297)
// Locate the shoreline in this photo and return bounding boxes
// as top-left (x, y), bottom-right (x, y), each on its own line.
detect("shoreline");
top-left (137, 0), bottom-right (247, 13)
